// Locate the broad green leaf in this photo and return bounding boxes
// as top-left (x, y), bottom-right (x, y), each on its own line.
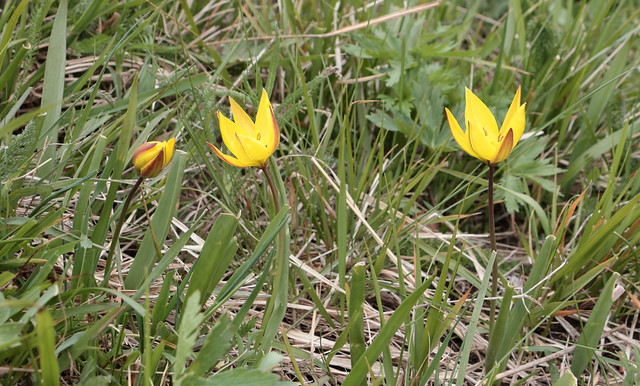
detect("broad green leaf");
top-left (554, 371), bottom-right (577, 386)
top-left (571, 272), bottom-right (619, 375)
top-left (185, 213), bottom-right (239, 307)
top-left (343, 274), bottom-right (434, 385)
top-left (257, 161), bottom-right (291, 354)
top-left (187, 315), bottom-right (233, 378)
top-left (174, 291), bottom-right (204, 383)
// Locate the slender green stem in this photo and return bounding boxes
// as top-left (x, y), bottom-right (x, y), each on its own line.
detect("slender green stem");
top-left (102, 177), bottom-right (144, 286)
top-left (263, 166), bottom-right (281, 212)
top-left (488, 164), bottom-right (498, 335)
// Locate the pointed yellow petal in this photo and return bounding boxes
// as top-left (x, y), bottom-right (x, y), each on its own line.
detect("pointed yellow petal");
top-left (446, 107), bottom-right (480, 159)
top-left (267, 104), bottom-right (280, 154)
top-left (163, 137), bottom-right (175, 167)
top-left (499, 86), bottom-right (521, 136)
top-left (255, 89), bottom-right (274, 145)
top-left (207, 142), bottom-right (261, 168)
top-left (465, 88), bottom-right (499, 139)
top-left (229, 96), bottom-right (256, 136)
top-left (236, 134), bottom-right (271, 166)
top-left (218, 111), bottom-right (252, 162)
top-left (468, 120), bottom-right (497, 164)
top-left (508, 103), bottom-right (526, 147)
top-left (491, 128), bottom-right (514, 165)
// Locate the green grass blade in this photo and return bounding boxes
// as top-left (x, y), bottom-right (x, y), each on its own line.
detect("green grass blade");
top-left (497, 235), bottom-right (556, 364)
top-left (456, 251), bottom-right (495, 385)
top-left (35, 0), bottom-right (67, 180)
top-left (485, 283), bottom-right (514, 374)
top-left (35, 309), bottom-right (60, 386)
top-left (213, 205), bottom-right (290, 306)
top-left (553, 193), bottom-right (640, 284)
top-left (88, 76), bottom-right (137, 284)
top-left (348, 262), bottom-right (366, 375)
top-left (0, 0), bottom-right (29, 66)
top-left (71, 135), bottom-right (108, 290)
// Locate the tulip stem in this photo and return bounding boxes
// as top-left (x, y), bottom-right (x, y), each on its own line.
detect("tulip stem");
top-left (102, 176), bottom-right (144, 286)
top-left (263, 166), bottom-right (280, 212)
top-left (488, 164), bottom-right (498, 336)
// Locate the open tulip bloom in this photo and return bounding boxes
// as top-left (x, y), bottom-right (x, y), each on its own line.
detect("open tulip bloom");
top-left (445, 86), bottom-right (526, 355)
top-left (208, 89), bottom-right (280, 169)
top-left (445, 86), bottom-right (526, 166)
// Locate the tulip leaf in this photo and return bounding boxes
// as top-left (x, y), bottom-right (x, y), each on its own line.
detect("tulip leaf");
top-left (342, 276), bottom-right (433, 385)
top-left (124, 150), bottom-right (187, 289)
top-left (256, 162), bottom-right (291, 354)
top-left (185, 213), bottom-right (239, 307)
top-left (174, 291), bottom-right (204, 383)
top-left (571, 272), bottom-right (619, 376)
top-left (554, 371), bottom-right (577, 386)
top-left (213, 205), bottom-right (290, 310)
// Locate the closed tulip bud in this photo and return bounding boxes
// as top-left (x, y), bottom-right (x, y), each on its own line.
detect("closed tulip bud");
top-left (132, 137), bottom-right (175, 178)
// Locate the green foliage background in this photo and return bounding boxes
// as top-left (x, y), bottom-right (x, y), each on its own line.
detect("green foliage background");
top-left (1, 0), bottom-right (639, 384)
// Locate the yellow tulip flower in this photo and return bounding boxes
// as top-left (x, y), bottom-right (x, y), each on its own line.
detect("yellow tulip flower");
top-left (208, 89), bottom-right (280, 169)
top-left (132, 137), bottom-right (175, 178)
top-left (445, 86), bottom-right (526, 166)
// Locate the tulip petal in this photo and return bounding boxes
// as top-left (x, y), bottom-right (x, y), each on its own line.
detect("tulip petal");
top-left (267, 105), bottom-right (280, 154)
top-left (139, 147), bottom-right (165, 177)
top-left (229, 96), bottom-right (256, 137)
top-left (499, 86), bottom-right (521, 136)
top-left (508, 103), bottom-right (527, 147)
top-left (133, 142), bottom-right (160, 169)
top-left (468, 120), bottom-right (497, 164)
top-left (207, 142), bottom-right (261, 168)
top-left (255, 89), bottom-right (274, 146)
top-left (446, 107), bottom-right (481, 159)
top-left (235, 134), bottom-right (271, 166)
top-left (492, 128), bottom-right (514, 165)
top-left (465, 88), bottom-right (499, 140)
top-left (164, 137), bottom-right (176, 167)
top-left (218, 111), bottom-right (252, 164)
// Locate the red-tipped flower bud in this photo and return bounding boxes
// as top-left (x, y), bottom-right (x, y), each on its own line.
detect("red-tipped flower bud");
top-left (132, 137), bottom-right (175, 178)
